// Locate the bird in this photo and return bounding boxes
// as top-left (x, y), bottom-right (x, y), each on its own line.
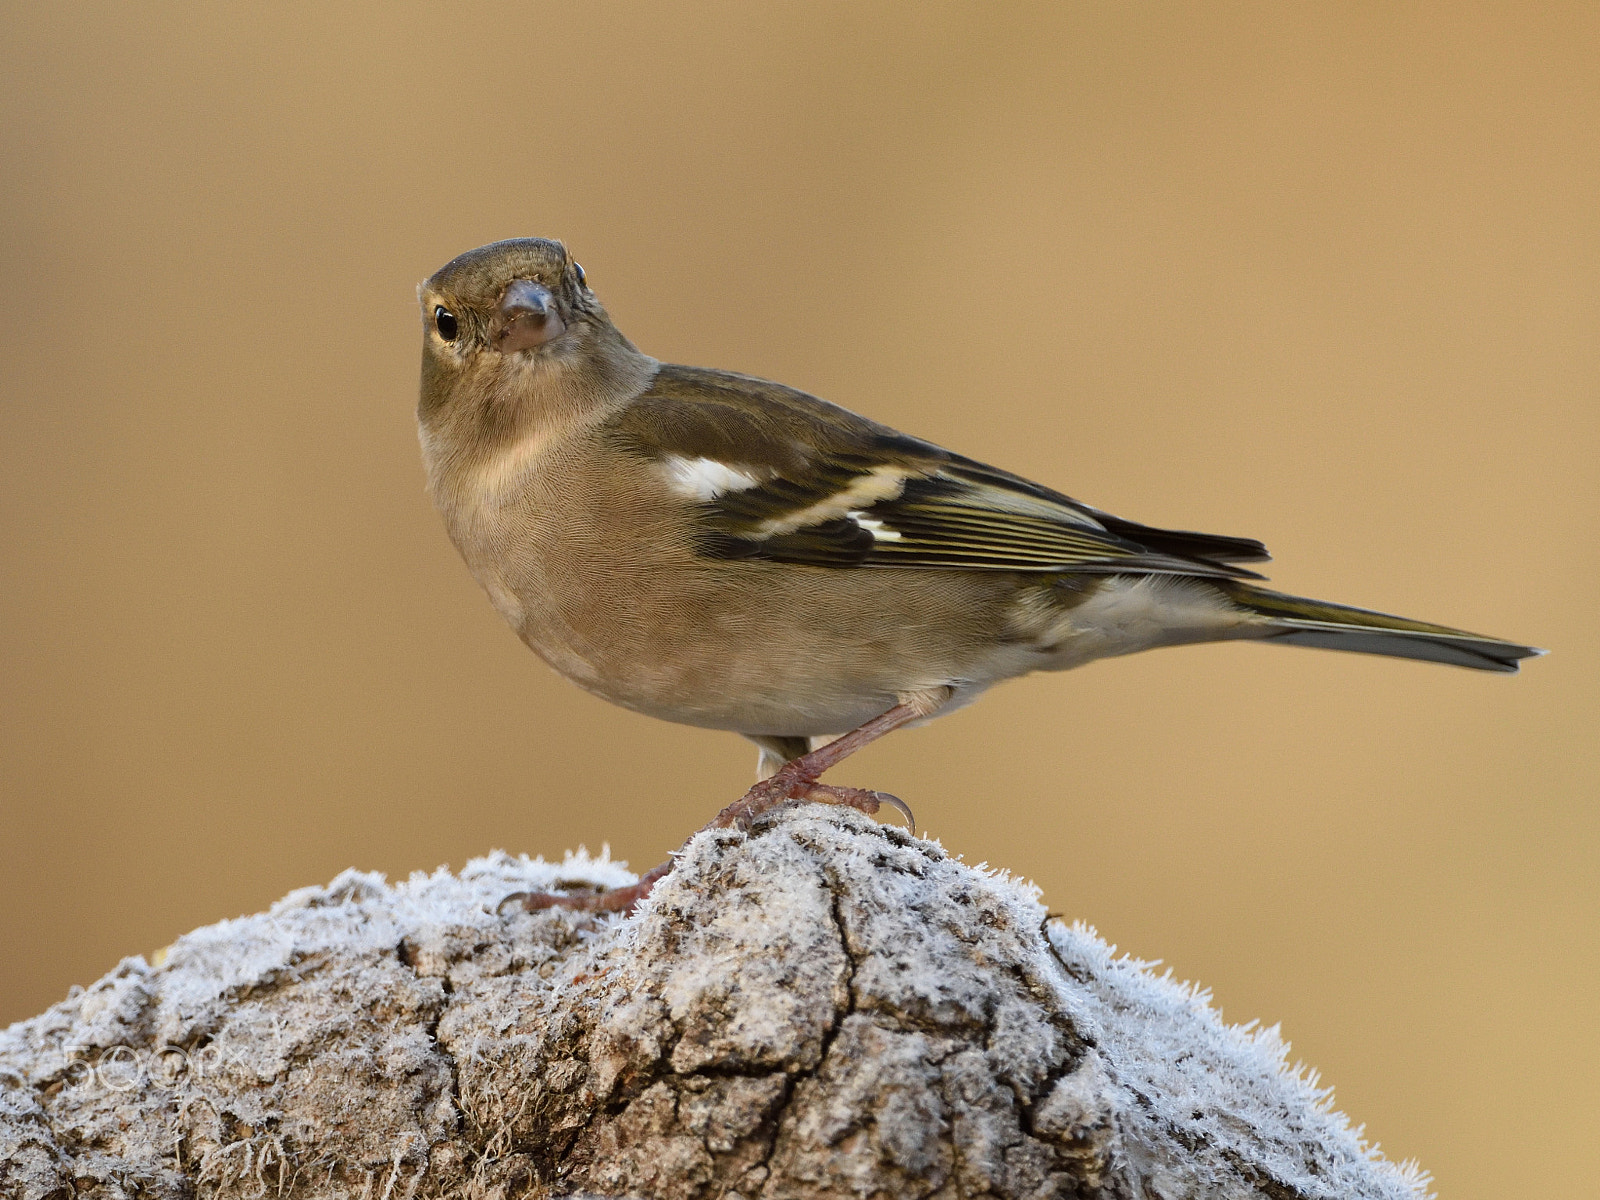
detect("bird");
top-left (416, 237), bottom-right (1541, 912)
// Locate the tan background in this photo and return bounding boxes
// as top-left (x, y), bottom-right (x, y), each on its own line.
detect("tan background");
top-left (2, 3), bottom-right (1595, 1194)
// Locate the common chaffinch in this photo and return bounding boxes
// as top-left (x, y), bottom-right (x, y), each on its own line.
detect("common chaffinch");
top-left (416, 238), bottom-right (1540, 911)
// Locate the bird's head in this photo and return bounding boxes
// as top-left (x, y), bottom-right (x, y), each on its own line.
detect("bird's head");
top-left (417, 238), bottom-right (648, 440)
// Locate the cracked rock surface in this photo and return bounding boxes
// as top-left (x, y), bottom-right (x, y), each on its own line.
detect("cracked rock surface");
top-left (1, 806), bottom-right (1429, 1199)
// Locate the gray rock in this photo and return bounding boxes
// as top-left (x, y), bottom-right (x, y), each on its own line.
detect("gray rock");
top-left (0, 806), bottom-right (1430, 1199)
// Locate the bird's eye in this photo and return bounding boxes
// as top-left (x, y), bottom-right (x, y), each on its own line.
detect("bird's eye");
top-left (572, 262), bottom-right (587, 288)
top-left (434, 306), bottom-right (459, 341)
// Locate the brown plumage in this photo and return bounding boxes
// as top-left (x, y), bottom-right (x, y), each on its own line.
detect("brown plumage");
top-left (417, 238), bottom-right (1541, 911)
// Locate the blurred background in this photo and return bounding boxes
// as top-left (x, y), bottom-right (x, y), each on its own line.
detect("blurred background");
top-left (2, 3), bottom-right (1595, 1194)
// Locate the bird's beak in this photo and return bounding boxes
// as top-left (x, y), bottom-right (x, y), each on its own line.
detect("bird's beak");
top-left (492, 279), bottom-right (566, 352)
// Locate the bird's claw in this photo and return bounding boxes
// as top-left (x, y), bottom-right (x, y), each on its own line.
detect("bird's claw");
top-left (872, 790), bottom-right (917, 836)
top-left (495, 891), bottom-right (532, 915)
top-left (802, 783), bottom-right (916, 836)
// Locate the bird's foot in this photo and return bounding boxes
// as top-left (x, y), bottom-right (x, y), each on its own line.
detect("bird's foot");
top-left (497, 702), bottom-right (927, 917)
top-left (494, 774), bottom-right (914, 917)
top-left (497, 861), bottom-right (672, 916)
top-left (708, 766), bottom-right (916, 835)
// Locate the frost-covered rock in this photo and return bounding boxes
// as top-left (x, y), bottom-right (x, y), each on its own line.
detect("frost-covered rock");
top-left (0, 806), bottom-right (1429, 1199)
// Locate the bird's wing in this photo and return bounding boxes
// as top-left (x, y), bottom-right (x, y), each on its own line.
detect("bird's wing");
top-left (609, 365), bottom-right (1269, 579)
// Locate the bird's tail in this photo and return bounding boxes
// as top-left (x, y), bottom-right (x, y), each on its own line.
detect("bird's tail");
top-left (1218, 582), bottom-right (1544, 673)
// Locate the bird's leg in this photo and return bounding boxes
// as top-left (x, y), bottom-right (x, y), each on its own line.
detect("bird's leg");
top-left (707, 697), bottom-right (942, 835)
top-left (748, 734), bottom-right (811, 781)
top-left (506, 688), bottom-right (950, 916)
